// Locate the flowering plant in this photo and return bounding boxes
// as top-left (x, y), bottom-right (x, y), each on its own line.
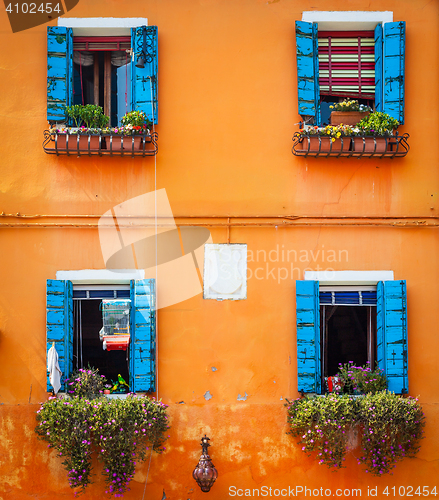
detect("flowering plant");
top-left (120, 110), bottom-right (152, 129)
top-left (286, 394), bottom-right (358, 469)
top-left (93, 396), bottom-right (168, 496)
top-left (64, 366), bottom-right (108, 399)
top-left (330, 99), bottom-right (372, 112)
top-left (35, 396), bottom-right (95, 492)
top-left (102, 124), bottom-right (150, 136)
top-left (286, 392), bottom-right (425, 476)
top-left (35, 369), bottom-right (169, 496)
top-left (336, 361), bottom-right (387, 395)
top-left (299, 124), bottom-right (353, 141)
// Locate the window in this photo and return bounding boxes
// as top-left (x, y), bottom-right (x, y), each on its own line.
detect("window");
top-left (320, 287), bottom-right (377, 377)
top-left (295, 16), bottom-right (405, 126)
top-left (47, 21), bottom-right (158, 126)
top-left (46, 278), bottom-right (156, 393)
top-left (72, 36), bottom-right (133, 126)
top-left (296, 278), bottom-right (408, 394)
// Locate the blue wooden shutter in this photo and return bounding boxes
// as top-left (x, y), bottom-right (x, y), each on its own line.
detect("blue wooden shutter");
top-left (382, 21), bottom-right (405, 124)
top-left (47, 26), bottom-right (73, 122)
top-left (131, 26), bottom-right (158, 124)
top-left (295, 21), bottom-right (320, 125)
top-left (377, 280), bottom-right (408, 394)
top-left (374, 23), bottom-right (383, 112)
top-left (46, 280), bottom-right (73, 391)
top-left (130, 279), bottom-right (156, 392)
top-left (296, 280), bottom-right (321, 393)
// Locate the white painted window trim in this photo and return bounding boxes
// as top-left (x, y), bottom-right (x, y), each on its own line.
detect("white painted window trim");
top-left (57, 17), bottom-right (148, 36)
top-left (56, 269), bottom-right (145, 284)
top-left (302, 11), bottom-right (393, 30)
top-left (304, 270), bottom-right (394, 285)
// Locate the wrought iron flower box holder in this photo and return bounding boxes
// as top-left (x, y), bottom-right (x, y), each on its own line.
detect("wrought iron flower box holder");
top-left (43, 131), bottom-right (158, 157)
top-left (292, 132), bottom-right (410, 158)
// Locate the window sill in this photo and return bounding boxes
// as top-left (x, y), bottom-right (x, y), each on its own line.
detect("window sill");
top-left (53, 392), bottom-right (148, 400)
top-left (292, 132), bottom-right (410, 158)
top-left (43, 131), bottom-right (158, 157)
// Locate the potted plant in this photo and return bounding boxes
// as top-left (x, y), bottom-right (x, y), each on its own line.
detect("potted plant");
top-left (299, 124), bottom-right (353, 152)
top-left (353, 111), bottom-right (400, 153)
top-left (105, 110), bottom-right (152, 151)
top-left (64, 365), bottom-right (108, 398)
top-left (330, 99), bottom-right (371, 126)
top-left (35, 367), bottom-right (169, 495)
top-left (326, 361), bottom-right (387, 395)
top-left (286, 391), bottom-right (425, 476)
top-left (50, 105), bottom-right (109, 151)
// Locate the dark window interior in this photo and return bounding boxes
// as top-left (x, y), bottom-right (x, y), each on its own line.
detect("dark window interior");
top-left (73, 55), bottom-right (120, 127)
top-left (73, 299), bottom-right (130, 388)
top-left (321, 305), bottom-right (376, 378)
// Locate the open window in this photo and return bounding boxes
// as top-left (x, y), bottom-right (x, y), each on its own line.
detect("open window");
top-left (47, 23), bottom-right (158, 126)
top-left (320, 287), bottom-right (377, 377)
top-left (296, 279), bottom-right (408, 394)
top-left (46, 279), bottom-right (156, 393)
top-left (295, 18), bottom-right (405, 126)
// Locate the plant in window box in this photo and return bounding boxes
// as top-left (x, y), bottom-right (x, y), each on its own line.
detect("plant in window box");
top-left (35, 368), bottom-right (169, 496)
top-left (104, 124), bottom-right (152, 151)
top-left (299, 124), bottom-right (353, 152)
top-left (330, 99), bottom-right (372, 126)
top-left (105, 110), bottom-right (153, 151)
top-left (353, 112), bottom-right (400, 153)
top-left (64, 365), bottom-right (108, 399)
top-left (286, 393), bottom-right (425, 476)
top-left (333, 361), bottom-right (387, 395)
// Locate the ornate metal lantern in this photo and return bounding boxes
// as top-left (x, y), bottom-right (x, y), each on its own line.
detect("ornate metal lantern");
top-left (192, 435), bottom-right (218, 492)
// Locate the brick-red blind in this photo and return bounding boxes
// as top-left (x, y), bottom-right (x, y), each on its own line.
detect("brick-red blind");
top-left (318, 31), bottom-right (375, 99)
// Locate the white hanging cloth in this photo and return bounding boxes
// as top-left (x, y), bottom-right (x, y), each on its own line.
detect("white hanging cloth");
top-left (47, 344), bottom-right (62, 394)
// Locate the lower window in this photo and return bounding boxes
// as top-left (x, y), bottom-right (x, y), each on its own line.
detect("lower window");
top-left (46, 278), bottom-right (156, 393)
top-left (296, 279), bottom-right (408, 394)
top-left (73, 287), bottom-right (131, 386)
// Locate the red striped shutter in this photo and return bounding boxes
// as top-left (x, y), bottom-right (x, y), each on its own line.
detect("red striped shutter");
top-left (318, 31), bottom-right (375, 99)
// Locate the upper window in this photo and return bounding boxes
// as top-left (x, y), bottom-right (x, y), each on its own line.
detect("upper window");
top-left (47, 21), bottom-right (158, 125)
top-left (46, 278), bottom-right (156, 393)
top-left (295, 278), bottom-right (408, 395)
top-left (295, 18), bottom-right (405, 126)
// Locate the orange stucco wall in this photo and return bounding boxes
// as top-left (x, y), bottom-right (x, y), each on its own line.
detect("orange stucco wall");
top-left (1, 0), bottom-right (439, 498)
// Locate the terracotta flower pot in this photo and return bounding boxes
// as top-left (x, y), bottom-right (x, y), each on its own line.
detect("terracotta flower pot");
top-left (301, 136), bottom-right (351, 152)
top-left (353, 136), bottom-right (387, 153)
top-left (106, 135), bottom-right (142, 151)
top-left (51, 134), bottom-right (101, 151)
top-left (330, 111), bottom-right (369, 126)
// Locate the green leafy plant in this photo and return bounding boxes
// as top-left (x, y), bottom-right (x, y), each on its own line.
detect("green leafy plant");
top-left (330, 99), bottom-right (372, 112)
top-left (336, 362), bottom-right (387, 395)
top-left (79, 104), bottom-right (109, 129)
top-left (65, 366), bottom-right (107, 399)
top-left (35, 369), bottom-right (169, 496)
top-left (286, 393), bottom-right (425, 476)
top-left (356, 111), bottom-right (399, 136)
top-left (65, 105), bottom-right (84, 128)
top-left (65, 104), bottom-right (109, 131)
